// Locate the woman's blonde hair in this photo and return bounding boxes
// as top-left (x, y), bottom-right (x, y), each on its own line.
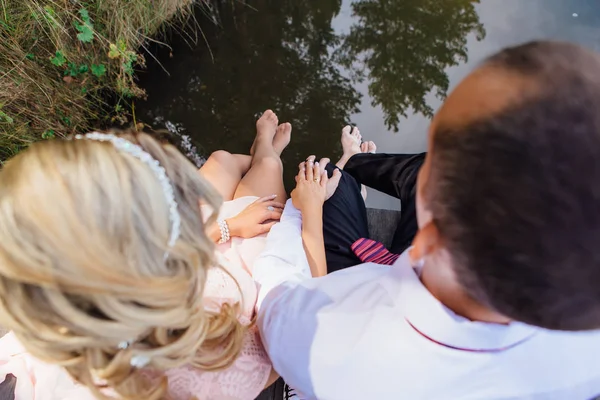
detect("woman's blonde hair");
top-left (0, 130), bottom-right (246, 399)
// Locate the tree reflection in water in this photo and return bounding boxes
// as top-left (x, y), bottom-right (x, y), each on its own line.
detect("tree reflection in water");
top-left (138, 0), bottom-right (359, 188)
top-left (137, 0), bottom-right (485, 188)
top-left (337, 0), bottom-right (485, 131)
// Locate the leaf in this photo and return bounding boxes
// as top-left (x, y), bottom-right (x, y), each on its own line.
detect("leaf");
top-left (122, 52), bottom-right (138, 75)
top-left (117, 39), bottom-right (127, 52)
top-left (42, 5), bottom-right (59, 27)
top-left (122, 60), bottom-right (134, 75)
top-left (41, 129), bottom-right (55, 139)
top-left (43, 5), bottom-right (56, 18)
top-left (78, 8), bottom-right (90, 23)
top-left (76, 23), bottom-right (94, 43)
top-left (78, 64), bottom-right (89, 74)
top-left (26, 53), bottom-right (35, 60)
top-left (108, 43), bottom-right (120, 59)
top-left (51, 50), bottom-right (66, 66)
top-left (91, 64), bottom-right (106, 77)
top-left (75, 8), bottom-right (94, 43)
top-left (0, 111), bottom-right (14, 124)
top-left (65, 62), bottom-right (79, 77)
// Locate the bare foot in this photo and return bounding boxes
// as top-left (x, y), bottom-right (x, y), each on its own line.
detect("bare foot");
top-left (359, 141), bottom-right (377, 200)
top-left (251, 109), bottom-right (279, 155)
top-left (366, 141), bottom-right (377, 154)
top-left (360, 140), bottom-right (376, 154)
top-left (336, 125), bottom-right (362, 169)
top-left (273, 123), bottom-right (292, 156)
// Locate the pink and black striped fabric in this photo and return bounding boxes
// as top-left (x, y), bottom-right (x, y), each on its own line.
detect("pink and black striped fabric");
top-left (351, 238), bottom-right (400, 265)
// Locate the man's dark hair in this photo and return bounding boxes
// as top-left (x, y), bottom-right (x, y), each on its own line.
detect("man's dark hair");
top-left (427, 41), bottom-right (600, 330)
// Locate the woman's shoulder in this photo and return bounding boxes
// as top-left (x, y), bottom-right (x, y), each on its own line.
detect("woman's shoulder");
top-left (160, 325), bottom-right (272, 400)
top-left (204, 254), bottom-right (258, 324)
top-left (0, 332), bottom-right (96, 400)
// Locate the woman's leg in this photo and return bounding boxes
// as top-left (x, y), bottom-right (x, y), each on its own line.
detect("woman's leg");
top-left (199, 151), bottom-right (251, 201)
top-left (234, 110), bottom-right (291, 202)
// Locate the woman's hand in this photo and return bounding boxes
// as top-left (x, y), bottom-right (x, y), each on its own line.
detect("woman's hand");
top-left (227, 195), bottom-right (285, 238)
top-left (291, 156), bottom-right (341, 212)
top-left (292, 155), bottom-right (341, 277)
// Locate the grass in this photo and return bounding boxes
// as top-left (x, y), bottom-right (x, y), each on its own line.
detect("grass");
top-left (0, 0), bottom-right (202, 163)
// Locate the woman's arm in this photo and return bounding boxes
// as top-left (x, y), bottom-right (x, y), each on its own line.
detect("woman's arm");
top-left (301, 206), bottom-right (327, 277)
top-left (291, 156), bottom-right (341, 278)
top-left (207, 220), bottom-right (226, 243)
top-left (205, 196), bottom-right (284, 243)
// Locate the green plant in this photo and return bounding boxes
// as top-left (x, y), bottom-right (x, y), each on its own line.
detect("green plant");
top-left (0, 110), bottom-right (14, 124)
top-left (91, 64), bottom-right (106, 77)
top-left (51, 50), bottom-right (66, 66)
top-left (65, 62), bottom-right (89, 77)
top-left (41, 129), bottom-right (55, 139)
top-left (109, 39), bottom-right (138, 76)
top-left (0, 0), bottom-right (203, 162)
top-left (75, 8), bottom-right (94, 43)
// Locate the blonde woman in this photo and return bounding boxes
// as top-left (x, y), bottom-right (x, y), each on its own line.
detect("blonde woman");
top-left (0, 110), bottom-right (292, 399)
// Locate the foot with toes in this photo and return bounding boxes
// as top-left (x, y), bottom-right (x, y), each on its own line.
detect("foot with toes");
top-left (336, 125), bottom-right (362, 169)
top-left (251, 110), bottom-right (292, 157)
top-left (273, 122), bottom-right (292, 156)
top-left (335, 125), bottom-right (376, 201)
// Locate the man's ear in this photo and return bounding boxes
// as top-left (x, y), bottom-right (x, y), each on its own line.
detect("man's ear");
top-left (410, 221), bottom-right (441, 262)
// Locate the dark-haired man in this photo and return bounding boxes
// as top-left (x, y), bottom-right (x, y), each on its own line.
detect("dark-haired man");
top-left (254, 41), bottom-right (600, 399)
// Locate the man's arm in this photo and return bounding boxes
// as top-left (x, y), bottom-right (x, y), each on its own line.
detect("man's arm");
top-left (253, 199), bottom-right (311, 308)
top-left (252, 198), bottom-right (327, 398)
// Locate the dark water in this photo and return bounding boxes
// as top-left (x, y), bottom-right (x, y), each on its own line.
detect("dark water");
top-left (136, 0), bottom-right (600, 210)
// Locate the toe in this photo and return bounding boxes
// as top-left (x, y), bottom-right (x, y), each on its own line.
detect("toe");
top-left (275, 122), bottom-right (292, 139)
top-left (283, 122), bottom-right (292, 134)
top-left (342, 125), bottom-right (352, 136)
top-left (260, 109), bottom-right (278, 123)
top-left (273, 123), bottom-right (292, 155)
top-left (351, 127), bottom-right (361, 143)
top-left (368, 141), bottom-right (377, 153)
top-left (360, 142), bottom-right (368, 153)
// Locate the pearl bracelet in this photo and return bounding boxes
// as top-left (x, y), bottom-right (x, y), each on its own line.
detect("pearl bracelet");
top-left (217, 219), bottom-right (230, 244)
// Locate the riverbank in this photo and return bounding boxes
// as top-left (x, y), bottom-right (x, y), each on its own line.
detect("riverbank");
top-left (0, 0), bottom-right (204, 162)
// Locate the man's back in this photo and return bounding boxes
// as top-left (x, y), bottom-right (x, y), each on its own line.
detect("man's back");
top-left (258, 251), bottom-right (600, 399)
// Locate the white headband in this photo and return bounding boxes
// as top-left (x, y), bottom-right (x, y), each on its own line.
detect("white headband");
top-left (75, 132), bottom-right (182, 250)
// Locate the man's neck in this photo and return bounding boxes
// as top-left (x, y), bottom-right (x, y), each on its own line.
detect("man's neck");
top-left (420, 263), bottom-right (511, 325)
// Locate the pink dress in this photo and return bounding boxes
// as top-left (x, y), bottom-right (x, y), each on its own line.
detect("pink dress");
top-left (0, 196), bottom-right (273, 400)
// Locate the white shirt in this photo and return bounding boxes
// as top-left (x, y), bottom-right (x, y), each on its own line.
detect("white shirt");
top-left (254, 200), bottom-right (600, 400)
